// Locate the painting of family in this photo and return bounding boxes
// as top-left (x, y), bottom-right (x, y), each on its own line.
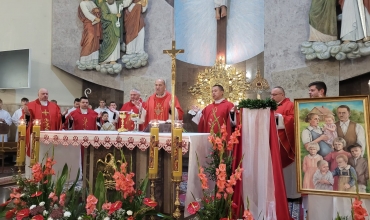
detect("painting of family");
top-left (295, 96), bottom-right (370, 196)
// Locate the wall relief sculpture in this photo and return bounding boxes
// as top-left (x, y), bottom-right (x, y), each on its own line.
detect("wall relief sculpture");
top-left (76, 0), bottom-right (148, 73)
top-left (301, 0), bottom-right (370, 60)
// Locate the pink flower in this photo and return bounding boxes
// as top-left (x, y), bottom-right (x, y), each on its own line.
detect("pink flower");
top-left (102, 202), bottom-right (112, 211)
top-left (59, 193), bottom-right (66, 206)
top-left (187, 202), bottom-right (201, 215)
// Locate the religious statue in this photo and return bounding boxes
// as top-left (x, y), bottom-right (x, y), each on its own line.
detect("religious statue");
top-left (93, 0), bottom-right (132, 74)
top-left (301, 0), bottom-right (370, 60)
top-left (76, 0), bottom-right (102, 71)
top-left (121, 0), bottom-right (149, 69)
top-left (308, 0), bottom-right (337, 42)
top-left (339, 0), bottom-right (370, 43)
top-left (214, 0), bottom-right (227, 20)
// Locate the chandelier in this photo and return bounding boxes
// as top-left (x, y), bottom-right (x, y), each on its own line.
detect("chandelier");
top-left (188, 58), bottom-right (251, 106)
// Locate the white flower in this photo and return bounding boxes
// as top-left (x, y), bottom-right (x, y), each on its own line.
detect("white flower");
top-left (104, 217), bottom-right (110, 220)
top-left (43, 210), bottom-right (49, 216)
top-left (64, 211), bottom-right (71, 217)
top-left (29, 205), bottom-right (36, 210)
top-left (47, 218), bottom-right (53, 220)
top-left (20, 193), bottom-right (25, 197)
top-left (39, 201), bottom-right (45, 206)
top-left (78, 217), bottom-right (83, 220)
top-left (126, 210), bottom-right (133, 216)
top-left (54, 204), bottom-right (58, 208)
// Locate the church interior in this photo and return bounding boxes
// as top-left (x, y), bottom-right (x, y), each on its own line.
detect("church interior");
top-left (1, 0), bottom-right (370, 219)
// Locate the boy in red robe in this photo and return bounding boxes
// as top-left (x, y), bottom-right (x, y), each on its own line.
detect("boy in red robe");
top-left (69, 96), bottom-right (98, 130)
top-left (142, 79), bottom-right (183, 129)
top-left (22, 88), bottom-right (62, 156)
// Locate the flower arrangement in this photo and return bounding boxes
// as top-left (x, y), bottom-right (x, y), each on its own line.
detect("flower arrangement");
top-left (0, 154), bottom-right (83, 220)
top-left (188, 123), bottom-right (254, 220)
top-left (80, 151), bottom-right (171, 220)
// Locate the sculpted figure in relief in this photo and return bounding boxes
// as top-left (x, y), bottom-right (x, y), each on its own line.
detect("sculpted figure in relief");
top-left (77, 0), bottom-right (102, 70)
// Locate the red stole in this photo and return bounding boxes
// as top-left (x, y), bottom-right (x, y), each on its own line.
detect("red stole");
top-left (276, 98), bottom-right (295, 168)
top-left (144, 92), bottom-right (183, 128)
top-left (70, 108), bottom-right (98, 130)
top-left (198, 99), bottom-right (234, 134)
top-left (119, 100), bottom-right (143, 131)
top-left (22, 99), bottom-right (61, 156)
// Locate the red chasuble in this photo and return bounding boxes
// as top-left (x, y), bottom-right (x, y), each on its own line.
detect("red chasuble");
top-left (22, 100), bottom-right (62, 156)
top-left (70, 108), bottom-right (98, 130)
top-left (143, 91), bottom-right (183, 128)
top-left (276, 98), bottom-right (295, 168)
top-left (198, 99), bottom-right (234, 135)
top-left (119, 99), bottom-right (144, 131)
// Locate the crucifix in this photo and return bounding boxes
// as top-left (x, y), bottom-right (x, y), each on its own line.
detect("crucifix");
top-left (163, 40), bottom-right (184, 126)
top-left (163, 40), bottom-right (184, 219)
top-left (216, 2), bottom-right (227, 60)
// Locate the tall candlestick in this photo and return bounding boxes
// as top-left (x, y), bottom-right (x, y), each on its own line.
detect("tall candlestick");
top-left (172, 120), bottom-right (182, 180)
top-left (16, 119), bottom-right (26, 166)
top-left (149, 120), bottom-right (159, 178)
top-left (31, 119), bottom-right (41, 166)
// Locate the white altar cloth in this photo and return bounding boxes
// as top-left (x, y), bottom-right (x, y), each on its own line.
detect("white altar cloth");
top-left (34, 130), bottom-right (212, 214)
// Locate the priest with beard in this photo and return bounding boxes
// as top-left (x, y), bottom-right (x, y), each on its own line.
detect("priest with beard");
top-left (142, 79), bottom-right (183, 129)
top-left (191, 84), bottom-right (235, 134)
top-left (22, 88), bottom-right (62, 157)
top-left (118, 89), bottom-right (145, 131)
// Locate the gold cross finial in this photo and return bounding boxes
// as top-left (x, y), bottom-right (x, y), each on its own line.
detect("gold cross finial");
top-left (163, 41), bottom-right (184, 59)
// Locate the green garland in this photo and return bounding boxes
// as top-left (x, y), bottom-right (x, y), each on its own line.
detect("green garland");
top-left (238, 98), bottom-right (278, 110)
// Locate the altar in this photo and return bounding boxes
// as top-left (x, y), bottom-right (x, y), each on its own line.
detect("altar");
top-left (38, 130), bottom-right (212, 214)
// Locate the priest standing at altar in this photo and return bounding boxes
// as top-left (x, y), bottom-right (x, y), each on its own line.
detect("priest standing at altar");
top-left (191, 84), bottom-right (235, 134)
top-left (119, 89), bottom-right (145, 131)
top-left (22, 88), bottom-right (62, 156)
top-left (142, 79), bottom-right (183, 128)
top-left (270, 86), bottom-right (300, 199)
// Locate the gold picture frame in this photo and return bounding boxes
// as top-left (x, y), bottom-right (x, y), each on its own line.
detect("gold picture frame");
top-left (295, 95), bottom-right (370, 197)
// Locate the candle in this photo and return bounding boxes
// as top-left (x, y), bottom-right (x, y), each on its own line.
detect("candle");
top-left (172, 120), bottom-right (182, 180)
top-left (16, 119), bottom-right (26, 165)
top-left (149, 120), bottom-right (159, 178)
top-left (31, 119), bottom-right (41, 166)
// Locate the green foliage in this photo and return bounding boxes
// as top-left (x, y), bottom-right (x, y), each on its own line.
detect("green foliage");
top-left (334, 212), bottom-right (349, 220)
top-left (299, 108), bottom-right (310, 121)
top-left (55, 164), bottom-right (68, 196)
top-left (94, 172), bottom-right (106, 211)
top-left (238, 98), bottom-right (277, 110)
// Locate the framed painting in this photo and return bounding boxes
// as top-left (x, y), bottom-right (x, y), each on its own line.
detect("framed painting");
top-left (295, 95), bottom-right (370, 197)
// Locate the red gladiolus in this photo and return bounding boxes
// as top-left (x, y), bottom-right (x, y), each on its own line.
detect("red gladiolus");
top-left (44, 157), bottom-right (56, 175)
top-left (353, 198), bottom-right (368, 220)
top-left (102, 202), bottom-right (112, 211)
top-left (31, 191), bottom-right (43, 197)
top-left (198, 167), bottom-right (208, 190)
top-left (32, 215), bottom-right (44, 220)
top-left (32, 163), bottom-right (44, 182)
top-left (127, 217), bottom-right (134, 220)
top-left (143, 198), bottom-right (157, 207)
top-left (187, 201), bottom-right (200, 214)
top-left (16, 208), bottom-right (30, 219)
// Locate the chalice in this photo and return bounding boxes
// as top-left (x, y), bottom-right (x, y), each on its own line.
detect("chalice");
top-left (118, 111), bottom-right (128, 132)
top-left (130, 113), bottom-right (140, 132)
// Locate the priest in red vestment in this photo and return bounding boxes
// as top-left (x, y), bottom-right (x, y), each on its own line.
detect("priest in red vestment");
top-left (142, 79), bottom-right (183, 129)
top-left (271, 86), bottom-right (295, 167)
top-left (191, 84), bottom-right (235, 134)
top-left (22, 88), bottom-right (62, 156)
top-left (69, 96), bottom-right (98, 130)
top-left (271, 86), bottom-right (300, 199)
top-left (119, 89), bottom-right (146, 131)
